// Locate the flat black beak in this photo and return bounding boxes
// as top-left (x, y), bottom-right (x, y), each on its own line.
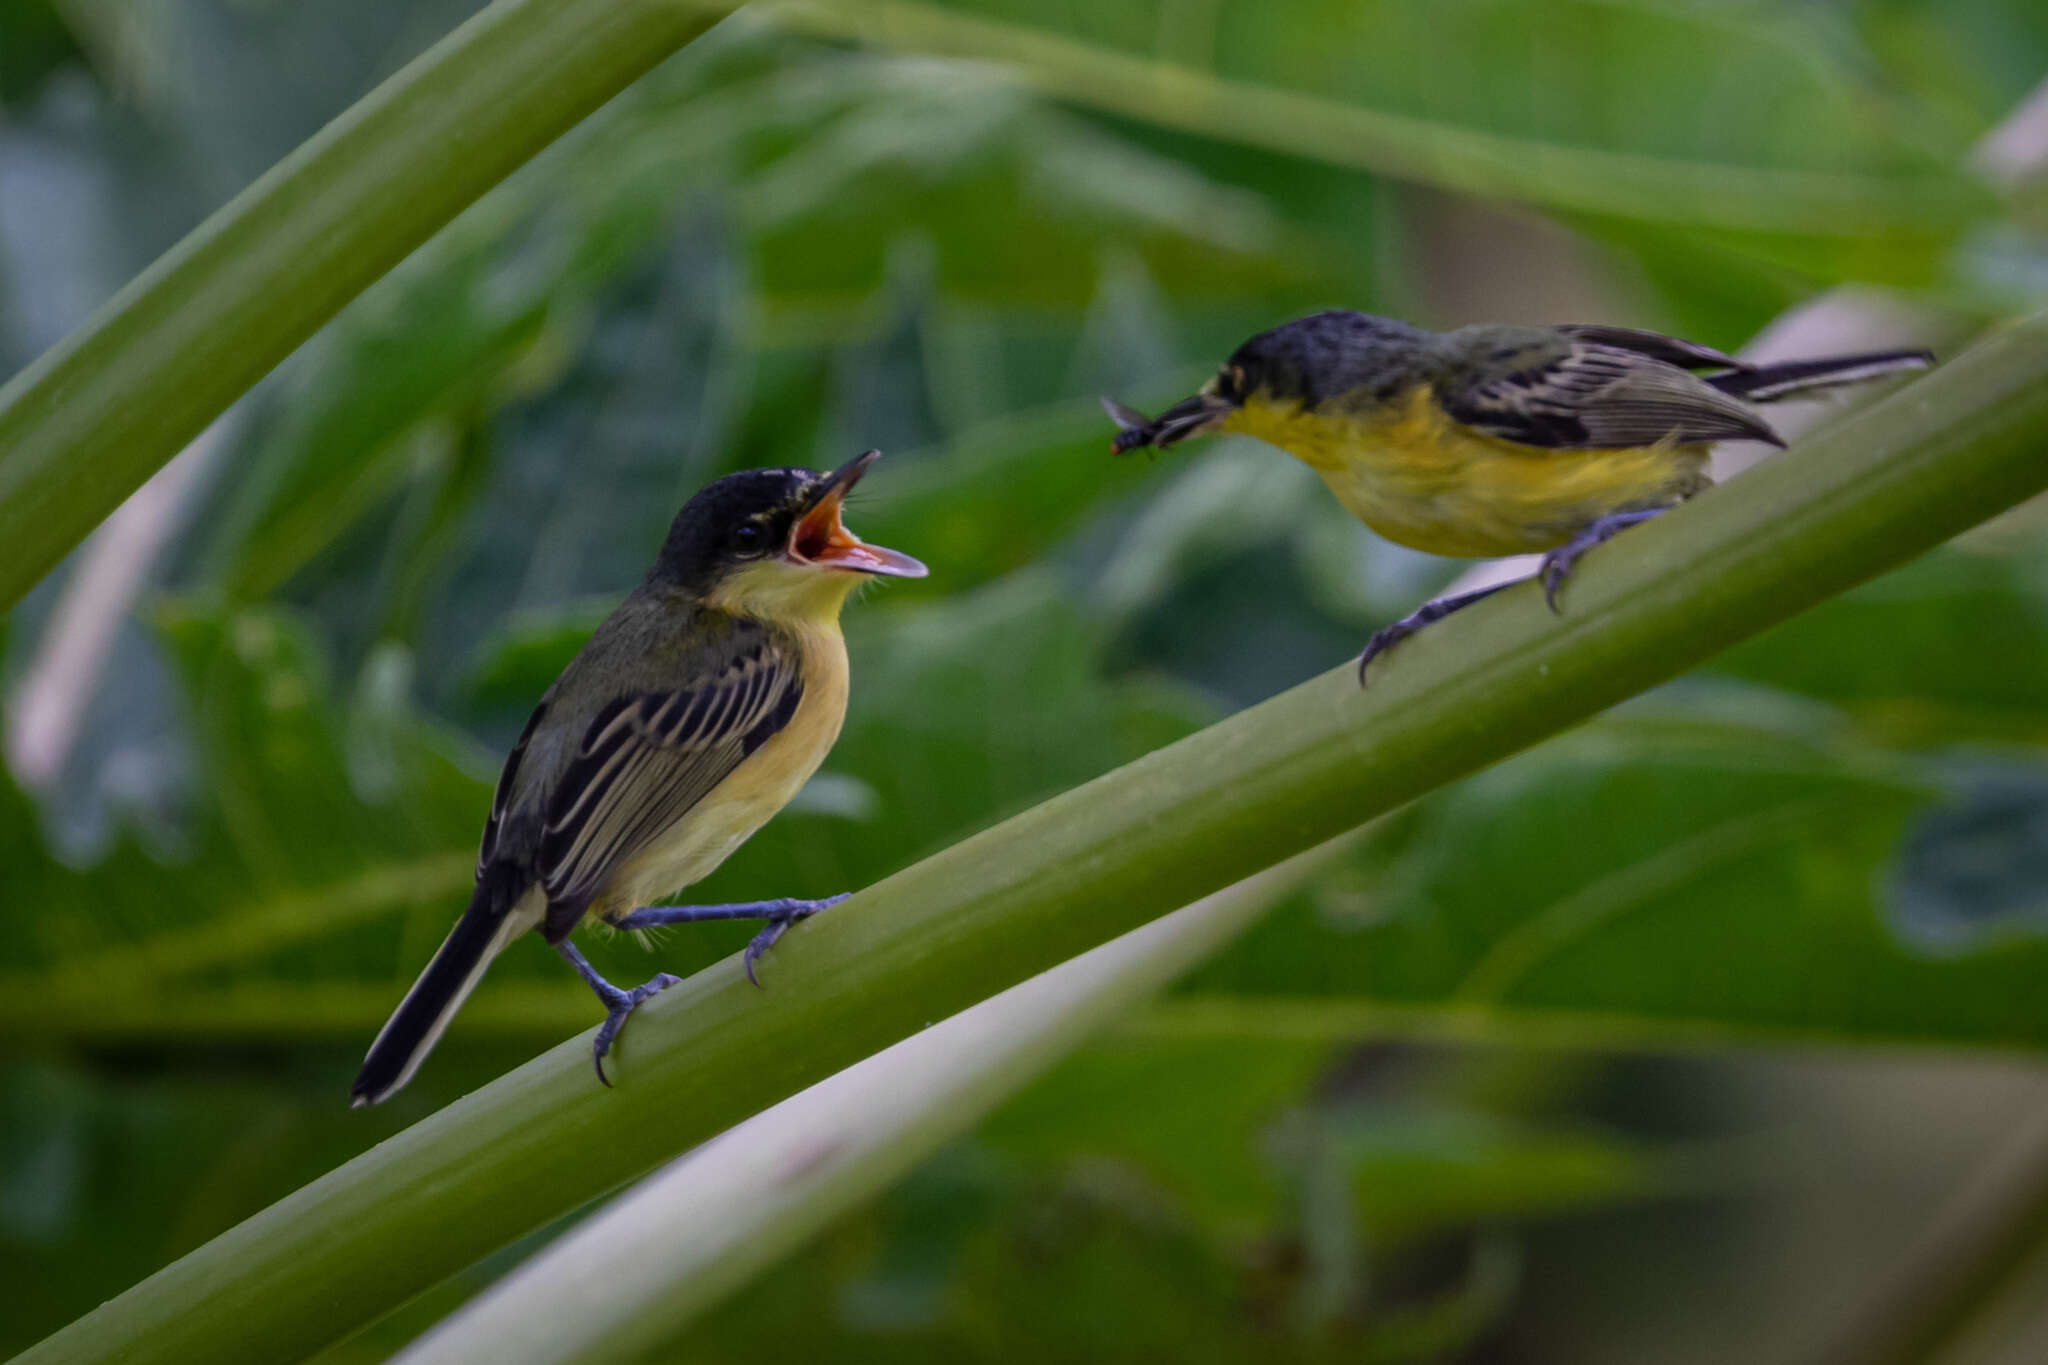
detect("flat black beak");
top-left (788, 450), bottom-right (928, 578)
top-left (1101, 392), bottom-right (1233, 455)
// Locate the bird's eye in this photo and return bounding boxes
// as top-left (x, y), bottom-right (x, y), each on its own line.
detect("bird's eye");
top-left (732, 523), bottom-right (766, 553)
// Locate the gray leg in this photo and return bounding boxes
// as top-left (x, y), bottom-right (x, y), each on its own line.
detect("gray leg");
top-left (611, 896), bottom-right (847, 931)
top-left (612, 893), bottom-right (851, 989)
top-left (1357, 581), bottom-right (1515, 684)
top-left (1537, 508), bottom-right (1667, 612)
top-left (557, 941), bottom-right (681, 1088)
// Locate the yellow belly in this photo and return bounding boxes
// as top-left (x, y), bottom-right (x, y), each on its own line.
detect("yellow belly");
top-left (1226, 387), bottom-right (1711, 558)
top-left (588, 626), bottom-right (849, 922)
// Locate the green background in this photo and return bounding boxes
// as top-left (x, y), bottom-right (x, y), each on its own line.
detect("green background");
top-left (3, 1), bottom-right (2046, 1359)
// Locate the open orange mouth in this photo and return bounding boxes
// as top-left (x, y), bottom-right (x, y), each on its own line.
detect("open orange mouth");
top-left (788, 450), bottom-right (928, 578)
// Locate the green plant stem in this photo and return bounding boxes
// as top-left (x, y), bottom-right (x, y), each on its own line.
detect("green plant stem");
top-left (17, 314), bottom-right (2048, 1365)
top-left (392, 848), bottom-right (1334, 1365)
top-left (0, 0), bottom-right (734, 612)
top-left (774, 0), bottom-right (1988, 233)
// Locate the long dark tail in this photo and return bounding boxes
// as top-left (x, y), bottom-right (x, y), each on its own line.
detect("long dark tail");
top-left (1708, 349), bottom-right (1931, 403)
top-left (351, 885), bottom-right (532, 1107)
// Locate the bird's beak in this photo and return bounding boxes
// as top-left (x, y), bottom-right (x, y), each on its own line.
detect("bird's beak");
top-left (787, 450), bottom-right (928, 578)
top-left (1102, 392), bottom-right (1234, 455)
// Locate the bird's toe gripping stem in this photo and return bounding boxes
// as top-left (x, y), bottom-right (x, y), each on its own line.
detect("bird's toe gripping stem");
top-left (743, 893), bottom-right (851, 987)
top-left (1355, 582), bottom-right (1515, 685)
top-left (589, 971), bottom-right (683, 1087)
top-left (557, 940), bottom-right (684, 1087)
top-left (1536, 508), bottom-right (1666, 613)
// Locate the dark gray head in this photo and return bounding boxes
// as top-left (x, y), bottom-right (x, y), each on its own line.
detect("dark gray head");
top-left (1218, 309), bottom-right (1429, 407)
top-left (647, 451), bottom-right (927, 598)
top-left (1107, 309), bottom-right (1431, 453)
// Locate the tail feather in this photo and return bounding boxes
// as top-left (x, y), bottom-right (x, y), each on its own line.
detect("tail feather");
top-left (1709, 349), bottom-right (1932, 403)
top-left (351, 887), bottom-right (534, 1107)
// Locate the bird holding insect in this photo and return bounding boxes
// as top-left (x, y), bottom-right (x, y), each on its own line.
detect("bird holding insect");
top-left (1105, 310), bottom-right (1930, 678)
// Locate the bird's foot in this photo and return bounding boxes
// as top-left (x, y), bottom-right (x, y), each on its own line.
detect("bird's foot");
top-left (1355, 582), bottom-right (1515, 685)
top-left (1536, 509), bottom-right (1665, 613)
top-left (1356, 621), bottom-right (1416, 683)
top-left (556, 940), bottom-right (682, 1088)
top-left (609, 893), bottom-right (852, 989)
top-left (743, 895), bottom-right (849, 988)
top-left (590, 971), bottom-right (683, 1088)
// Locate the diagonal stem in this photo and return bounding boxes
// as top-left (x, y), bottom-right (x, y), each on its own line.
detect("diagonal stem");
top-left (0, 0), bottom-right (737, 612)
top-left (15, 313), bottom-right (2048, 1365)
top-left (392, 848), bottom-right (1335, 1365)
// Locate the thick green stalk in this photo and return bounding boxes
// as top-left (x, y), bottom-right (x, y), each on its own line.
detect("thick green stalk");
top-left (18, 315), bottom-right (2048, 1365)
top-left (394, 850), bottom-right (1334, 1365)
top-left (775, 0), bottom-right (1988, 233)
top-left (0, 0), bottom-right (733, 612)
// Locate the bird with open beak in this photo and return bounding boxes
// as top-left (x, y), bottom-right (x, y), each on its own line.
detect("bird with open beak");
top-left (352, 451), bottom-right (926, 1106)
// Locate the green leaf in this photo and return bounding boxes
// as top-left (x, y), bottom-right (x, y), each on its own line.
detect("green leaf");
top-left (1170, 703), bottom-right (2048, 1049)
top-left (0, 605), bottom-right (485, 989)
top-left (1709, 542), bottom-right (2048, 744)
top-left (0, 0), bottom-right (736, 612)
top-left (982, 1033), bottom-right (1331, 1238)
top-left (788, 0), bottom-right (1992, 241)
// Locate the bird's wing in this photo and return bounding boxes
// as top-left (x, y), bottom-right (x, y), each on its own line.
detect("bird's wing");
top-left (1550, 324), bottom-right (1742, 372)
top-left (478, 686), bottom-right (553, 877)
top-left (535, 636), bottom-right (804, 910)
top-left (1443, 340), bottom-right (1782, 450)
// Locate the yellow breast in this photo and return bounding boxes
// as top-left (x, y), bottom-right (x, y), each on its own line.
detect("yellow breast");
top-left (1226, 385), bottom-right (1710, 558)
top-left (590, 624), bottom-right (849, 921)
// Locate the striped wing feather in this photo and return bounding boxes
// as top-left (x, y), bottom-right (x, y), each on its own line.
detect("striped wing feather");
top-left (1446, 342), bottom-right (1782, 451)
top-left (537, 641), bottom-right (803, 909)
top-left (1550, 324), bottom-right (1742, 371)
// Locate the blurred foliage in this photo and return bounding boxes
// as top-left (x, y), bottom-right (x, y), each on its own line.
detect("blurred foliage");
top-left (3, 0), bottom-right (2047, 1359)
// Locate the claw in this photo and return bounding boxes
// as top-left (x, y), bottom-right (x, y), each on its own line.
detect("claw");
top-left (740, 893), bottom-right (848, 988)
top-left (1356, 624), bottom-right (1411, 685)
top-left (590, 972), bottom-right (683, 1087)
top-left (743, 922), bottom-right (786, 988)
top-left (1535, 509), bottom-right (1667, 615)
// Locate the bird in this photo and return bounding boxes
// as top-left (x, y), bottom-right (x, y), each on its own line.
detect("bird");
top-left (1103, 310), bottom-right (1931, 679)
top-left (351, 450), bottom-right (927, 1107)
